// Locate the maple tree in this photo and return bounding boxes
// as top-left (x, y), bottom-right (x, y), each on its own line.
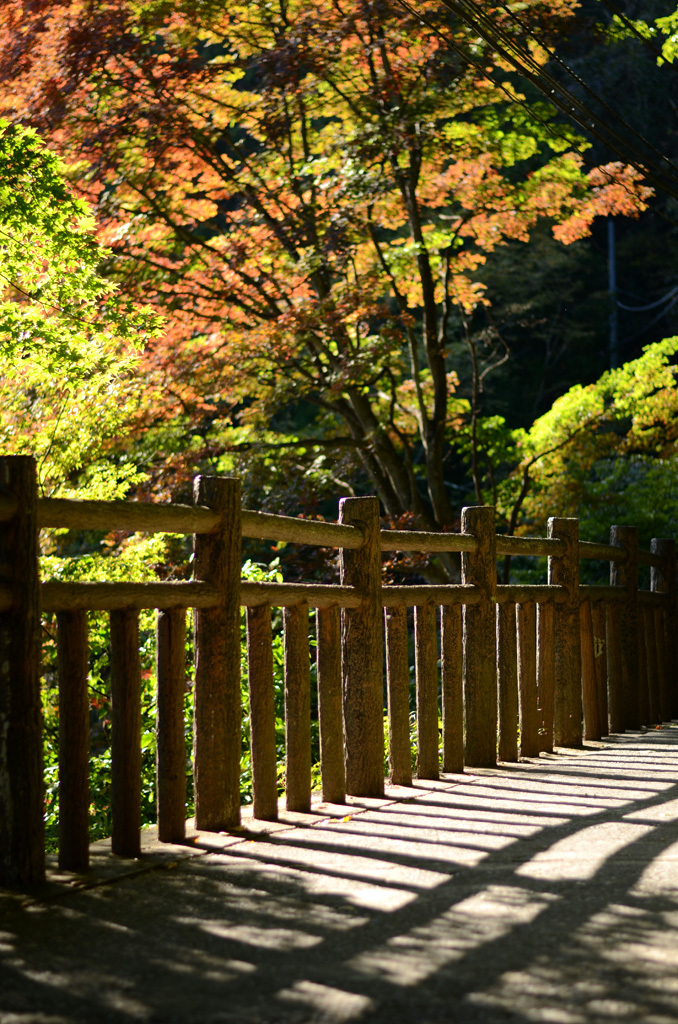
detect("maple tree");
top-left (0, 0), bottom-right (652, 572)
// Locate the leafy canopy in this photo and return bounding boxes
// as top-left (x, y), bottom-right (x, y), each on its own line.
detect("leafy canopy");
top-left (0, 119), bottom-right (163, 495)
top-left (0, 1), bottom-right (651, 541)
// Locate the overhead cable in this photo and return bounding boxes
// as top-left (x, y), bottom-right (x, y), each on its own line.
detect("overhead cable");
top-left (397, 0), bottom-right (678, 201)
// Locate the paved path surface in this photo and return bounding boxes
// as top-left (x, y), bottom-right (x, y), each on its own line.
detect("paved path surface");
top-left (3, 728), bottom-right (678, 1024)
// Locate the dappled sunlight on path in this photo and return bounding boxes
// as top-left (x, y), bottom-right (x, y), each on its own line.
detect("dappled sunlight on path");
top-left (3, 729), bottom-right (678, 1023)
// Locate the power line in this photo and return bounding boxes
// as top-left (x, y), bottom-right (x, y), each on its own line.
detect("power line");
top-left (398, 0), bottom-right (678, 202)
top-left (437, 0), bottom-right (678, 196)
top-left (617, 284), bottom-right (678, 312)
top-left (489, 0), bottom-right (678, 182)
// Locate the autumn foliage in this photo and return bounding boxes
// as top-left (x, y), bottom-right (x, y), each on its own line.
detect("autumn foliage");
top-left (0, 0), bottom-right (652, 553)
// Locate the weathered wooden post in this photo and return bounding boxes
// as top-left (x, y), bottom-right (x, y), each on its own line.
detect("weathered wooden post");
top-left (537, 602), bottom-right (555, 752)
top-left (284, 605), bottom-right (311, 813)
top-left (415, 604), bottom-right (439, 780)
top-left (462, 506), bottom-right (497, 768)
top-left (110, 609), bottom-right (142, 857)
top-left (339, 496), bottom-right (384, 796)
top-left (247, 605), bottom-right (279, 819)
top-left (548, 517), bottom-right (581, 748)
top-left (580, 600), bottom-right (601, 740)
top-left (156, 608), bottom-right (187, 842)
top-left (651, 538), bottom-right (676, 722)
top-left (193, 476), bottom-right (242, 830)
top-left (517, 602), bottom-right (539, 757)
top-left (0, 455), bottom-right (45, 885)
top-left (385, 606), bottom-right (412, 786)
top-left (441, 605), bottom-right (464, 773)
top-left (316, 606), bottom-right (346, 802)
top-left (57, 610), bottom-right (90, 870)
top-left (610, 525), bottom-right (640, 730)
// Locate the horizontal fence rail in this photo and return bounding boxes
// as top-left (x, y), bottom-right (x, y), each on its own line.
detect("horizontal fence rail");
top-left (1, 454), bottom-right (676, 887)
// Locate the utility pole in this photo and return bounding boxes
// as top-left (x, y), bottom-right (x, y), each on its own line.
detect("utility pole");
top-left (608, 217), bottom-right (619, 368)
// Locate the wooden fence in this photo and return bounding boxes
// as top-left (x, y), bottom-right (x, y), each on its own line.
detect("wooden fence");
top-left (0, 455), bottom-right (676, 885)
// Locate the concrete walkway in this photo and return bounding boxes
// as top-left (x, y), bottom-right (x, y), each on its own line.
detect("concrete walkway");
top-left (3, 728), bottom-right (678, 1024)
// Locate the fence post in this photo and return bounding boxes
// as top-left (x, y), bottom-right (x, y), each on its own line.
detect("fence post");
top-left (247, 605), bottom-right (279, 820)
top-left (497, 603), bottom-right (518, 762)
top-left (580, 600), bottom-right (601, 740)
top-left (610, 525), bottom-right (640, 730)
top-left (0, 455), bottom-right (45, 885)
top-left (537, 602), bottom-right (555, 752)
top-left (591, 602), bottom-right (609, 736)
top-left (415, 604), bottom-right (439, 780)
top-left (385, 607), bottom-right (413, 786)
top-left (461, 506), bottom-right (497, 768)
top-left (517, 602), bottom-right (539, 757)
top-left (156, 608), bottom-right (187, 842)
top-left (316, 606), bottom-right (347, 802)
top-left (57, 610), bottom-right (90, 870)
top-left (606, 601), bottom-right (624, 733)
top-left (651, 538), bottom-right (676, 722)
top-left (193, 476), bottom-right (242, 830)
top-left (548, 517), bottom-right (581, 748)
top-left (644, 606), bottom-right (659, 725)
top-left (110, 609), bottom-right (142, 857)
top-left (339, 496), bottom-right (384, 797)
top-left (284, 605), bottom-right (311, 813)
top-left (441, 605), bottom-right (464, 773)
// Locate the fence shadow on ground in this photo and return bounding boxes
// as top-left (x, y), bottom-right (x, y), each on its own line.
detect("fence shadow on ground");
top-left (2, 730), bottom-right (678, 1024)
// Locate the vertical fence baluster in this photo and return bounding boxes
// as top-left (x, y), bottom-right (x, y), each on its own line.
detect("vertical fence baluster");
top-left (415, 604), bottom-right (439, 780)
top-left (639, 606), bottom-right (651, 726)
top-left (385, 606), bottom-right (412, 786)
top-left (645, 605), bottom-right (659, 725)
top-left (441, 604), bottom-right (464, 773)
top-left (580, 599), bottom-right (600, 741)
top-left (0, 455), bottom-right (44, 885)
top-left (610, 525), bottom-right (640, 731)
top-left (651, 538), bottom-right (676, 722)
top-left (462, 506), bottom-right (497, 768)
top-left (317, 606), bottom-right (346, 803)
top-left (592, 602), bottom-right (608, 736)
top-left (110, 609), bottom-right (141, 857)
top-left (537, 602), bottom-right (555, 752)
top-left (247, 605), bottom-right (278, 821)
top-left (284, 604), bottom-right (311, 813)
top-left (156, 608), bottom-right (187, 842)
top-left (193, 476), bottom-right (242, 831)
top-left (654, 606), bottom-right (668, 724)
top-left (57, 610), bottom-right (90, 870)
top-left (607, 600), bottom-right (624, 733)
top-left (339, 496), bottom-right (384, 796)
top-left (497, 603), bottom-right (518, 762)
top-left (548, 517), bottom-right (581, 748)
top-left (517, 602), bottom-right (539, 758)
